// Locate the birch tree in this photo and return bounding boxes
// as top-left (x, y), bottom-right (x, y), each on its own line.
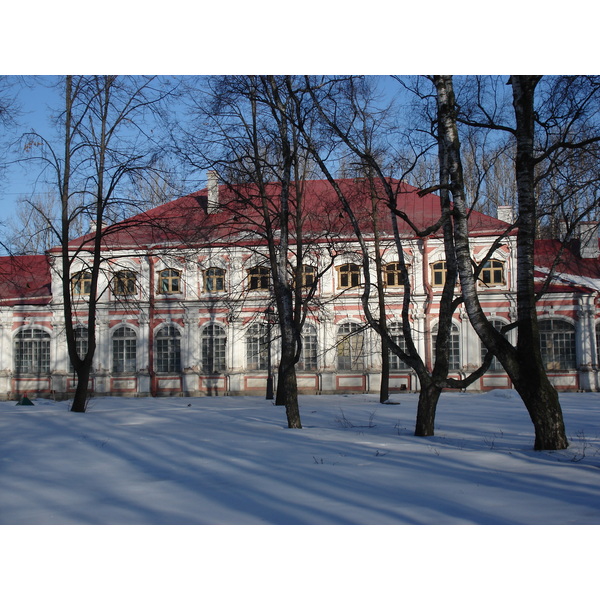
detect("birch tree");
top-left (435, 74), bottom-right (600, 450)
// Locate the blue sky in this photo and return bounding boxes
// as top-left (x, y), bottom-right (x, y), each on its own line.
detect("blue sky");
top-left (0, 77), bottom-right (62, 222)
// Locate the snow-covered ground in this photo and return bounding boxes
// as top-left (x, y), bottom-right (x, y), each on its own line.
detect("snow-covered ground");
top-left (2, 389), bottom-right (599, 525)
top-left (2, 390), bottom-right (598, 596)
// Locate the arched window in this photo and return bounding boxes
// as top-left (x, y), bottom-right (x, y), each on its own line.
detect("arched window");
top-left (383, 263), bottom-right (405, 287)
top-left (247, 266), bottom-right (270, 291)
top-left (158, 269), bottom-right (181, 294)
top-left (388, 322), bottom-right (409, 371)
top-left (337, 322), bottom-right (365, 370)
top-left (112, 326), bottom-right (137, 373)
top-left (299, 324), bottom-right (318, 371)
top-left (204, 267), bottom-right (226, 293)
top-left (72, 270), bottom-right (92, 296)
top-left (246, 323), bottom-right (268, 370)
top-left (155, 325), bottom-right (181, 373)
top-left (14, 328), bottom-right (50, 374)
top-left (431, 261), bottom-right (447, 287)
top-left (201, 324), bottom-right (227, 373)
top-left (478, 260), bottom-right (505, 286)
top-left (432, 322), bottom-right (460, 370)
top-left (113, 270), bottom-right (137, 296)
top-left (539, 319), bottom-right (576, 371)
top-left (480, 319), bottom-right (505, 372)
top-left (337, 263), bottom-right (361, 289)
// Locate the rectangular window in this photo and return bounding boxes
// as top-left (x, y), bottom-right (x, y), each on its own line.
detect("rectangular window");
top-left (338, 264), bottom-right (361, 289)
top-left (72, 271), bottom-right (92, 296)
top-left (248, 267), bottom-right (270, 291)
top-left (113, 271), bottom-right (137, 296)
top-left (205, 268), bottom-right (225, 292)
top-left (158, 269), bottom-right (181, 294)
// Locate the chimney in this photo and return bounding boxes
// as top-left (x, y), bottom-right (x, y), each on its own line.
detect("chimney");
top-left (207, 170), bottom-right (219, 214)
top-left (89, 220), bottom-right (108, 233)
top-left (497, 205), bottom-right (515, 224)
top-left (578, 221), bottom-right (599, 259)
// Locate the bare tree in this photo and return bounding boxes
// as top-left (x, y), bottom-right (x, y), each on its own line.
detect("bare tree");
top-left (434, 75), bottom-right (600, 450)
top-left (21, 75), bottom-right (173, 412)
top-left (299, 75), bottom-right (493, 436)
top-left (181, 75), bottom-right (342, 429)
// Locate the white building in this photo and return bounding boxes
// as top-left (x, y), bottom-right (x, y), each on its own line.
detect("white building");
top-left (1, 176), bottom-right (599, 399)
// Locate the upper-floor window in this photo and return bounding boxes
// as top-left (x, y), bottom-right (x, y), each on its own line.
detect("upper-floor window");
top-left (204, 267), bottom-right (226, 293)
top-left (300, 265), bottom-right (316, 288)
top-left (158, 269), bottom-right (181, 294)
top-left (72, 270), bottom-right (92, 296)
top-left (337, 263), bottom-right (361, 289)
top-left (14, 328), bottom-right (50, 374)
top-left (431, 261), bottom-right (447, 287)
top-left (248, 266), bottom-right (270, 291)
top-left (478, 260), bottom-right (505, 287)
top-left (155, 325), bottom-right (181, 373)
top-left (539, 319), bottom-right (576, 371)
top-left (383, 262), bottom-right (405, 287)
top-left (113, 270), bottom-right (137, 296)
top-left (112, 326), bottom-right (137, 373)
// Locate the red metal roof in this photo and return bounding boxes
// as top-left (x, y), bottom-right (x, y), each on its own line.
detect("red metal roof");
top-left (52, 178), bottom-right (512, 252)
top-left (534, 239), bottom-right (600, 293)
top-left (0, 255), bottom-right (51, 305)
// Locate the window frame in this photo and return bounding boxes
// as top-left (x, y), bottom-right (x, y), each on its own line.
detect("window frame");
top-left (299, 324), bottom-right (318, 371)
top-left (539, 319), bottom-right (576, 371)
top-left (383, 262), bottom-right (406, 288)
top-left (158, 269), bottom-right (182, 295)
top-left (14, 328), bottom-right (51, 375)
top-left (155, 325), bottom-right (182, 373)
top-left (337, 263), bottom-right (361, 289)
top-left (112, 326), bottom-right (137, 374)
top-left (336, 322), bottom-right (365, 371)
top-left (113, 270), bottom-right (137, 296)
top-left (201, 323), bottom-right (227, 374)
top-left (300, 264), bottom-right (316, 289)
top-left (432, 321), bottom-right (461, 371)
top-left (204, 267), bottom-right (226, 293)
top-left (246, 323), bottom-right (268, 370)
top-left (247, 266), bottom-right (270, 291)
top-left (478, 259), bottom-right (505, 287)
top-left (388, 322), bottom-right (410, 371)
top-left (72, 270), bottom-right (92, 296)
top-left (430, 261), bottom-right (447, 287)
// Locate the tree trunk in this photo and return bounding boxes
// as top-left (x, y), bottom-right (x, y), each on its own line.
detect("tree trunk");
top-left (71, 361), bottom-right (93, 413)
top-left (433, 74), bottom-right (569, 451)
top-left (275, 307), bottom-right (302, 428)
top-left (278, 360), bottom-right (302, 429)
top-left (512, 361), bottom-right (568, 449)
top-left (511, 75), bottom-right (569, 450)
top-left (380, 335), bottom-right (390, 403)
top-left (414, 383), bottom-right (442, 436)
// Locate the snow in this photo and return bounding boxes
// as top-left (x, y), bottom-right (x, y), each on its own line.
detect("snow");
top-left (2, 390), bottom-right (599, 596)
